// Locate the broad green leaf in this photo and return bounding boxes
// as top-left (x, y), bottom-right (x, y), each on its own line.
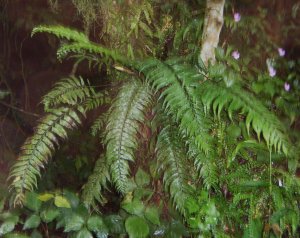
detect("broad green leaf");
top-left (104, 215), bottom-right (125, 234)
top-left (95, 231), bottom-right (109, 238)
top-left (62, 190), bottom-right (80, 208)
top-left (75, 228), bottom-right (93, 238)
top-left (3, 233), bottom-right (30, 238)
top-left (64, 214), bottom-right (85, 232)
top-left (122, 200), bottom-right (145, 216)
top-left (30, 230), bottom-right (42, 238)
top-left (133, 188), bottom-right (153, 200)
top-left (145, 206), bottom-right (160, 225)
top-left (37, 193), bottom-right (54, 202)
top-left (167, 220), bottom-right (188, 238)
top-left (23, 214), bottom-right (41, 230)
top-left (135, 168), bottom-right (150, 187)
top-left (24, 192), bottom-right (41, 212)
top-left (40, 208), bottom-right (60, 223)
top-left (125, 216), bottom-right (149, 238)
top-left (87, 216), bottom-right (108, 234)
top-left (0, 221), bottom-right (16, 235)
top-left (54, 195), bottom-right (71, 208)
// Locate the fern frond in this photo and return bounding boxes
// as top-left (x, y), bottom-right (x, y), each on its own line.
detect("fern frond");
top-left (32, 25), bottom-right (89, 43)
top-left (42, 76), bottom-right (96, 110)
top-left (199, 82), bottom-right (291, 154)
top-left (83, 92), bottom-right (110, 111)
top-left (91, 113), bottom-right (109, 137)
top-left (105, 80), bottom-right (152, 193)
top-left (56, 42), bottom-right (127, 64)
top-left (156, 126), bottom-right (194, 216)
top-left (32, 25), bottom-right (129, 65)
top-left (82, 156), bottom-right (110, 208)
top-left (9, 107), bottom-right (85, 206)
top-left (139, 58), bottom-right (212, 154)
top-left (188, 139), bottom-right (219, 190)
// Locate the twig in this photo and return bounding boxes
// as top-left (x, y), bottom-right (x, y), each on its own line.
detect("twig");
top-left (0, 101), bottom-right (40, 117)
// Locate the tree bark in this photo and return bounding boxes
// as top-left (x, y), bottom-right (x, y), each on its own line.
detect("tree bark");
top-left (200, 0), bottom-right (225, 66)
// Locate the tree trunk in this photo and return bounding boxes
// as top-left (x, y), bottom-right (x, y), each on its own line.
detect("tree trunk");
top-left (200, 0), bottom-right (225, 66)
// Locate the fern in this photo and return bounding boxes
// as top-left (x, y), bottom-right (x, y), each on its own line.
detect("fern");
top-left (199, 82), bottom-right (291, 154)
top-left (105, 80), bottom-right (152, 193)
top-left (32, 25), bottom-right (89, 43)
top-left (91, 113), bottom-right (109, 137)
top-left (56, 42), bottom-right (127, 64)
top-left (9, 107), bottom-right (84, 205)
top-left (156, 125), bottom-right (194, 216)
top-left (32, 25), bottom-right (130, 65)
top-left (42, 76), bottom-right (95, 110)
top-left (139, 58), bottom-right (212, 154)
top-left (82, 156), bottom-right (110, 208)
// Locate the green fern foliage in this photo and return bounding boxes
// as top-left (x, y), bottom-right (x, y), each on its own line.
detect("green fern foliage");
top-left (139, 58), bottom-right (212, 154)
top-left (56, 42), bottom-right (127, 63)
top-left (105, 80), bottom-right (152, 193)
top-left (9, 107), bottom-right (84, 206)
top-left (32, 25), bottom-right (129, 65)
top-left (156, 126), bottom-right (194, 216)
top-left (42, 76), bottom-right (95, 110)
top-left (199, 82), bottom-right (291, 154)
top-left (82, 156), bottom-right (110, 208)
top-left (31, 25), bottom-right (89, 43)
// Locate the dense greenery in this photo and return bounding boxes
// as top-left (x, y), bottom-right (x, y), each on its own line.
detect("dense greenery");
top-left (1, 1), bottom-right (300, 237)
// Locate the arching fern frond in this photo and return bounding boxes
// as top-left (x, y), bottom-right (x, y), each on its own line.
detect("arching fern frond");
top-left (156, 125), bottom-right (194, 216)
top-left (42, 76), bottom-right (96, 110)
top-left (139, 58), bottom-right (212, 154)
top-left (32, 25), bottom-right (89, 43)
top-left (199, 82), bottom-right (291, 154)
top-left (32, 25), bottom-right (129, 65)
top-left (82, 156), bottom-right (110, 208)
top-left (56, 42), bottom-right (127, 64)
top-left (105, 80), bottom-right (153, 194)
top-left (9, 107), bottom-right (85, 206)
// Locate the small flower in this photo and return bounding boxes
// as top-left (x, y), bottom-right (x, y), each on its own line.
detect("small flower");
top-left (232, 50), bottom-right (240, 60)
top-left (278, 179), bottom-right (283, 187)
top-left (284, 82), bottom-right (290, 91)
top-left (268, 66), bottom-right (276, 77)
top-left (278, 48), bottom-right (285, 57)
top-left (234, 12), bottom-right (241, 22)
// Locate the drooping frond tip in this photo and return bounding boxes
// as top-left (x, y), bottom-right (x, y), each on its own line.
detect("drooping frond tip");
top-left (31, 25), bottom-right (89, 43)
top-left (32, 25), bottom-right (129, 65)
top-left (9, 107), bottom-right (84, 206)
top-left (82, 156), bottom-right (110, 208)
top-left (156, 125), bottom-right (194, 216)
top-left (105, 80), bottom-right (153, 194)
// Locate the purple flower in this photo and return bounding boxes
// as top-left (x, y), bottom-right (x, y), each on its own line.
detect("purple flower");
top-left (278, 48), bottom-right (285, 57)
top-left (234, 12), bottom-right (241, 22)
top-left (268, 66), bottom-right (276, 77)
top-left (232, 50), bottom-right (240, 60)
top-left (284, 82), bottom-right (290, 91)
